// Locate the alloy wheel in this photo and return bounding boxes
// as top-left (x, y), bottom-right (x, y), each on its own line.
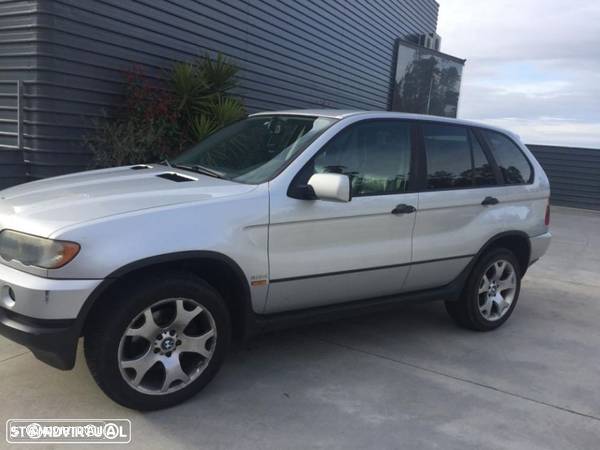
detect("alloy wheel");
top-left (117, 298), bottom-right (216, 395)
top-left (477, 259), bottom-right (517, 321)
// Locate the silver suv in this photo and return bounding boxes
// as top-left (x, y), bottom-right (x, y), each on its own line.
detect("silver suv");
top-left (0, 111), bottom-right (551, 410)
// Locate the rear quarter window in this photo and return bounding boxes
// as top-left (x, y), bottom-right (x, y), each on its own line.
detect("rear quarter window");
top-left (483, 130), bottom-right (533, 184)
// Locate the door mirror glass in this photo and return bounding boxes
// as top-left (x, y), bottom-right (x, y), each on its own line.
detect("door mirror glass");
top-left (307, 173), bottom-right (351, 202)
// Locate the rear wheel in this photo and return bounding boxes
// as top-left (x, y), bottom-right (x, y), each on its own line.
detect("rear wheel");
top-left (445, 248), bottom-right (521, 331)
top-left (84, 272), bottom-right (231, 410)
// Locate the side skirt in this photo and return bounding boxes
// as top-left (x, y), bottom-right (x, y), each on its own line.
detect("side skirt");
top-left (245, 266), bottom-right (470, 337)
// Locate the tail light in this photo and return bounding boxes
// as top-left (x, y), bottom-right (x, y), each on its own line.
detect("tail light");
top-left (544, 203), bottom-right (550, 226)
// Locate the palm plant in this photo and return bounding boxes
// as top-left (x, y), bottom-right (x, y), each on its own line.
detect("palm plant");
top-left (171, 54), bottom-right (246, 143)
top-left (88, 53), bottom-right (246, 167)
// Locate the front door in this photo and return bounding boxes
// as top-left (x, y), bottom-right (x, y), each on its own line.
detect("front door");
top-left (266, 119), bottom-right (418, 313)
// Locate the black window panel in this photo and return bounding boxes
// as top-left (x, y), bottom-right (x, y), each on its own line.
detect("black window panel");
top-left (484, 130), bottom-right (532, 184)
top-left (312, 120), bottom-right (412, 196)
top-left (470, 131), bottom-right (497, 186)
top-left (423, 124), bottom-right (472, 189)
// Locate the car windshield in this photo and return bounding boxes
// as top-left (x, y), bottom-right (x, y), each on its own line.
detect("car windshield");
top-left (172, 115), bottom-right (338, 184)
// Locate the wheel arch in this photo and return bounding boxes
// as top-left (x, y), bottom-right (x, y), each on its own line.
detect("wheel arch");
top-left (76, 251), bottom-right (254, 342)
top-left (475, 231), bottom-right (531, 276)
top-left (444, 230), bottom-right (531, 305)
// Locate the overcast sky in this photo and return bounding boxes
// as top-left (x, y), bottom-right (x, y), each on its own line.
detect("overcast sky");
top-left (436, 0), bottom-right (600, 148)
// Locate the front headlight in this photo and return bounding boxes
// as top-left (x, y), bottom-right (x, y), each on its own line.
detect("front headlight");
top-left (0, 230), bottom-right (80, 269)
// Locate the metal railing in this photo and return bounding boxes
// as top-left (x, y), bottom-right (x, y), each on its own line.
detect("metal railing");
top-left (0, 80), bottom-right (22, 150)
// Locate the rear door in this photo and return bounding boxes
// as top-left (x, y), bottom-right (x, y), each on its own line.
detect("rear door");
top-left (266, 119), bottom-right (418, 313)
top-left (405, 123), bottom-right (505, 291)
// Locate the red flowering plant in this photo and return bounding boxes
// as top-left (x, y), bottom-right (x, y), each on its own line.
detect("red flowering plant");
top-left (87, 54), bottom-right (245, 167)
top-left (124, 66), bottom-right (181, 156)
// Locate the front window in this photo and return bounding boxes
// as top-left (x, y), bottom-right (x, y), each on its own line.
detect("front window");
top-left (311, 119), bottom-right (413, 196)
top-left (172, 115), bottom-right (338, 184)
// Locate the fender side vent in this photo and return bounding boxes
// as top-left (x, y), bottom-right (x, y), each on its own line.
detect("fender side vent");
top-left (157, 172), bottom-right (196, 182)
top-left (131, 164), bottom-right (152, 170)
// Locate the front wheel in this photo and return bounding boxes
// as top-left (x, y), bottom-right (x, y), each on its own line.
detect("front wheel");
top-left (445, 248), bottom-right (521, 331)
top-left (84, 272), bottom-right (231, 410)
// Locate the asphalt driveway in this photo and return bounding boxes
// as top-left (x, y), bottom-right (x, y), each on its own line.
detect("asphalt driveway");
top-left (0, 206), bottom-right (599, 449)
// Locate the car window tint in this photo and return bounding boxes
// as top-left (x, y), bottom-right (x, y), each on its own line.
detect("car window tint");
top-left (313, 120), bottom-right (412, 196)
top-left (471, 131), bottom-right (497, 186)
top-left (423, 124), bottom-right (472, 189)
top-left (484, 130), bottom-right (532, 184)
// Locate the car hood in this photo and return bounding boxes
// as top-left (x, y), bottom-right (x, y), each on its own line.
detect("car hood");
top-left (0, 165), bottom-right (257, 237)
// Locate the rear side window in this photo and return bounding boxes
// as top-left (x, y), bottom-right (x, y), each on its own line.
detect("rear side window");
top-left (424, 125), bottom-right (471, 189)
top-left (483, 130), bottom-right (532, 184)
top-left (423, 124), bottom-right (497, 189)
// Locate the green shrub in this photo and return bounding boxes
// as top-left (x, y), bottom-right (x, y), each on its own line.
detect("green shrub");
top-left (87, 54), bottom-right (246, 167)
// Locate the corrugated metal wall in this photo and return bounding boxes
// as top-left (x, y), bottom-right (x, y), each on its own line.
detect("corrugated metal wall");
top-left (0, 0), bottom-right (439, 183)
top-left (0, 0), bottom-right (35, 188)
top-left (528, 145), bottom-right (600, 211)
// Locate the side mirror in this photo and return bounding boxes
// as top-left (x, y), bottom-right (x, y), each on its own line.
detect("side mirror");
top-left (307, 173), bottom-right (351, 202)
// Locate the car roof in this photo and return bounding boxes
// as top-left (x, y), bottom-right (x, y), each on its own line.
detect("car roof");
top-left (249, 110), bottom-right (521, 141)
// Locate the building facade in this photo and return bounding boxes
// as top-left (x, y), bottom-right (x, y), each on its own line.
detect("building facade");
top-left (0, 0), bottom-right (440, 187)
top-left (528, 145), bottom-right (600, 211)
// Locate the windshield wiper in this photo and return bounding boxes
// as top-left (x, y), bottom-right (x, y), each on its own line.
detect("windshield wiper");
top-left (159, 159), bottom-right (172, 168)
top-left (173, 163), bottom-right (226, 179)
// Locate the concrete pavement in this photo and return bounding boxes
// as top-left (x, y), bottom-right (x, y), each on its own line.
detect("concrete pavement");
top-left (0, 206), bottom-right (599, 449)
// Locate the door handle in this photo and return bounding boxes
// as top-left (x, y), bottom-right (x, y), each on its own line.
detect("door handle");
top-left (391, 204), bottom-right (416, 214)
top-left (481, 196), bottom-right (499, 206)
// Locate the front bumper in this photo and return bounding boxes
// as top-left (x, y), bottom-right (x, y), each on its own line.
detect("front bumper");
top-left (0, 308), bottom-right (78, 369)
top-left (0, 263), bottom-right (101, 320)
top-left (0, 263), bottom-right (102, 369)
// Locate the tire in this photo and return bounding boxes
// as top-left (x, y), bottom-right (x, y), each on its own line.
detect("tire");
top-left (84, 271), bottom-right (231, 410)
top-left (445, 248), bottom-right (521, 331)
